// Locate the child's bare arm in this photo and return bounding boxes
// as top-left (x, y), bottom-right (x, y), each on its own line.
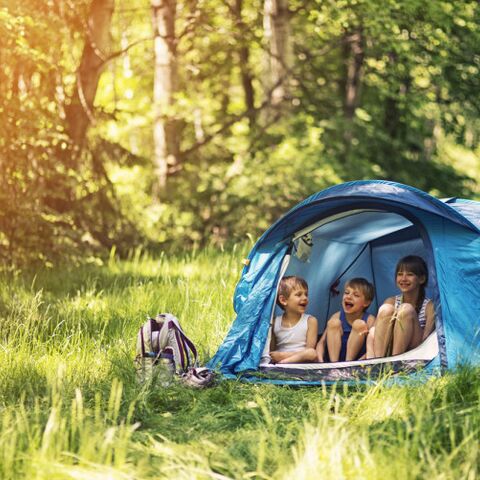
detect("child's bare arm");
top-left (316, 330), bottom-right (327, 362)
top-left (270, 324), bottom-right (277, 352)
top-left (422, 301), bottom-right (435, 340)
top-left (270, 350), bottom-right (299, 363)
top-left (306, 315), bottom-right (318, 348)
top-left (277, 348), bottom-right (317, 363)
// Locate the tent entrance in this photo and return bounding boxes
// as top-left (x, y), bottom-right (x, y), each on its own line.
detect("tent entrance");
top-left (283, 209), bottom-right (434, 330)
top-left (261, 208), bottom-right (440, 377)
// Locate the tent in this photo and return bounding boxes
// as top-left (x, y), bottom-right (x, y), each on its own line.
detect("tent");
top-left (208, 180), bottom-right (480, 384)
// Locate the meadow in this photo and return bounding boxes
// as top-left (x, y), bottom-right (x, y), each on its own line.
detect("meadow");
top-left (0, 246), bottom-right (478, 480)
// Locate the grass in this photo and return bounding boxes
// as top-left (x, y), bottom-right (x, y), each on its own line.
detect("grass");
top-left (0, 245), bottom-right (479, 479)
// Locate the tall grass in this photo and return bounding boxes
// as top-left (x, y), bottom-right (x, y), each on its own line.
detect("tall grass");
top-left (0, 245), bottom-right (478, 479)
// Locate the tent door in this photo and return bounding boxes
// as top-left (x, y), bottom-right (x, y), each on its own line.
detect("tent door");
top-left (260, 253), bottom-right (292, 364)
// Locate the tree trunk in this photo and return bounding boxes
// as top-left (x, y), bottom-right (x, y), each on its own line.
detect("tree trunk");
top-left (234, 0), bottom-right (256, 129)
top-left (343, 29), bottom-right (364, 120)
top-left (382, 51), bottom-right (413, 171)
top-left (263, 0), bottom-right (291, 106)
top-left (341, 28), bottom-right (364, 163)
top-left (151, 0), bottom-right (179, 194)
top-left (384, 52), bottom-right (411, 142)
top-left (65, 0), bottom-right (114, 147)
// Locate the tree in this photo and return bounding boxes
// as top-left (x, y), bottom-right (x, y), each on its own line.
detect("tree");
top-left (263, 0), bottom-right (292, 105)
top-left (233, 0), bottom-right (256, 129)
top-left (3, 0), bottom-right (480, 263)
top-left (151, 0), bottom-right (180, 193)
top-left (341, 27), bottom-right (364, 159)
top-left (65, 0), bottom-right (115, 148)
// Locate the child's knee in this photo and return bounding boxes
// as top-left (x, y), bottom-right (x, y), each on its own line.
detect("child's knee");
top-left (395, 304), bottom-right (416, 329)
top-left (378, 304), bottom-right (395, 318)
top-left (367, 326), bottom-right (375, 341)
top-left (398, 303), bottom-right (415, 317)
top-left (305, 348), bottom-right (317, 361)
top-left (327, 317), bottom-right (342, 331)
top-left (352, 319), bottom-right (369, 335)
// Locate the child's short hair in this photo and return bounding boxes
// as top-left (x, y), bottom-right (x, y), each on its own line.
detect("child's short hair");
top-left (345, 277), bottom-right (374, 304)
top-left (277, 276), bottom-right (308, 309)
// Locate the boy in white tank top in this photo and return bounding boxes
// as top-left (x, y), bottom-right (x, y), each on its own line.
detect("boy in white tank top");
top-left (270, 276), bottom-right (318, 364)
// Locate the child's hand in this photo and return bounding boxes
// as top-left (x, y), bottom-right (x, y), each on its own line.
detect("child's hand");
top-left (270, 351), bottom-right (282, 363)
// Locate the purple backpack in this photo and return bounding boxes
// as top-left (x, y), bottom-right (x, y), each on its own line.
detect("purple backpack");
top-left (135, 313), bottom-right (214, 387)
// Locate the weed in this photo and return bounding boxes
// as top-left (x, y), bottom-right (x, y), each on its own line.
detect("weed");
top-left (0, 246), bottom-right (478, 479)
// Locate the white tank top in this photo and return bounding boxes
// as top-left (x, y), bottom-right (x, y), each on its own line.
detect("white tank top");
top-left (273, 313), bottom-right (309, 352)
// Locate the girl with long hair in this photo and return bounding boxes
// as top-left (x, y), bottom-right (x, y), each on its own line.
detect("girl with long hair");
top-left (369, 255), bottom-right (435, 358)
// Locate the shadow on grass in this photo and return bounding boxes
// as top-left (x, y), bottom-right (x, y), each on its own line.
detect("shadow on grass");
top-left (6, 269), bottom-right (185, 297)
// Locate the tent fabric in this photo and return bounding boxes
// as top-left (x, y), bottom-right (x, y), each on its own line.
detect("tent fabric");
top-left (208, 180), bottom-right (480, 383)
top-left (254, 181), bottom-right (478, 251)
top-left (210, 244), bottom-right (288, 373)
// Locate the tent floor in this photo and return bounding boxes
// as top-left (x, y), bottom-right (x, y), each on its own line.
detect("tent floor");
top-left (256, 331), bottom-right (438, 382)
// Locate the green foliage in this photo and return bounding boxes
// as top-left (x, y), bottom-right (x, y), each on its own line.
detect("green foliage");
top-left (0, 4), bottom-right (72, 264)
top-left (0, 1), bottom-right (138, 265)
top-left (2, 0), bottom-right (480, 264)
top-left (0, 248), bottom-right (479, 479)
top-left (292, 0), bottom-right (480, 195)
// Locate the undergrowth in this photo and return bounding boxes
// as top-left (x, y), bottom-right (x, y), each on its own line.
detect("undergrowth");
top-left (0, 246), bottom-right (478, 479)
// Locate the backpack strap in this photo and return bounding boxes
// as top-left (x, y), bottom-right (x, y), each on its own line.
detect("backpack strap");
top-left (175, 327), bottom-right (198, 361)
top-left (140, 326), bottom-right (146, 357)
top-left (167, 320), bottom-right (198, 370)
top-left (172, 324), bottom-right (193, 369)
top-left (150, 318), bottom-right (155, 356)
top-left (173, 328), bottom-right (187, 370)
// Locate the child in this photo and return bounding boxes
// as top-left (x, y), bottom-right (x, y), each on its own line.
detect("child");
top-left (317, 278), bottom-right (375, 362)
top-left (371, 255), bottom-right (435, 358)
top-left (269, 276), bottom-right (318, 364)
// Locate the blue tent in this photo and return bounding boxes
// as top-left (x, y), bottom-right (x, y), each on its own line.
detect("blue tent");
top-left (208, 180), bottom-right (480, 384)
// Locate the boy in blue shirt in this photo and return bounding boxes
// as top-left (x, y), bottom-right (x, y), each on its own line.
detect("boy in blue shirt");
top-left (317, 278), bottom-right (375, 362)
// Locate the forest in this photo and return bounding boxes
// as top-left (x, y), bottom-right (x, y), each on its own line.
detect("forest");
top-left (2, 3), bottom-right (480, 478)
top-left (2, 0), bottom-right (480, 266)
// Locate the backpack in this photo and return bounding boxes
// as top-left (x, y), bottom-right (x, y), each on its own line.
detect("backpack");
top-left (135, 313), bottom-right (214, 388)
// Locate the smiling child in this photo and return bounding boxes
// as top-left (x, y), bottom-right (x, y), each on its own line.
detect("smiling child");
top-left (371, 255), bottom-right (435, 357)
top-left (317, 277), bottom-right (375, 362)
top-left (269, 276), bottom-right (318, 364)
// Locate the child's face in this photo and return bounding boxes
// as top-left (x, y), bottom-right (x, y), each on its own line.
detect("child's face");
top-left (279, 286), bottom-right (309, 315)
top-left (342, 286), bottom-right (370, 314)
top-left (396, 269), bottom-right (425, 294)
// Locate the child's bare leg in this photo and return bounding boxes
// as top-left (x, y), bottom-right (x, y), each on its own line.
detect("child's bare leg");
top-left (391, 304), bottom-right (422, 355)
top-left (326, 317), bottom-right (343, 362)
top-left (373, 304), bottom-right (395, 357)
top-left (345, 319), bottom-right (369, 361)
top-left (278, 348), bottom-right (317, 363)
top-left (366, 327), bottom-right (375, 359)
top-left (316, 341), bottom-right (325, 362)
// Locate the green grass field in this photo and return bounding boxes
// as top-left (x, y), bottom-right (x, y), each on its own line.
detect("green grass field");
top-left (0, 246), bottom-right (478, 479)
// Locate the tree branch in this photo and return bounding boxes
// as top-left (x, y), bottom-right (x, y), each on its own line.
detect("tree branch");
top-left (180, 76), bottom-right (288, 158)
top-left (104, 36), bottom-right (154, 62)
